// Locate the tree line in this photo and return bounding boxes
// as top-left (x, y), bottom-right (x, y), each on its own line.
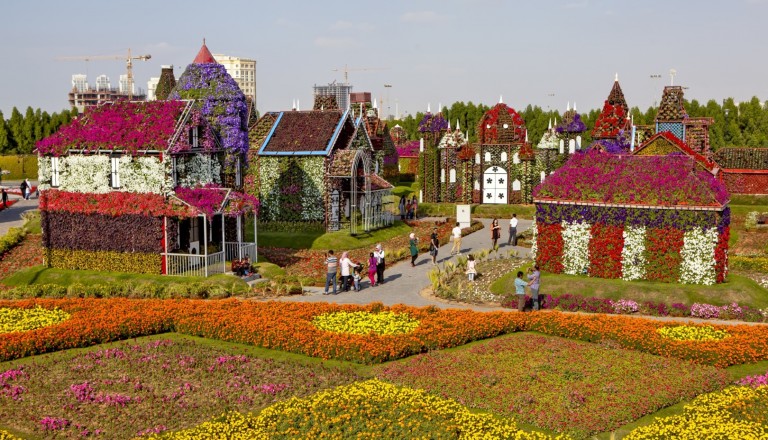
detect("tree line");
top-left (0, 107), bottom-right (79, 154)
top-left (390, 97), bottom-right (768, 150)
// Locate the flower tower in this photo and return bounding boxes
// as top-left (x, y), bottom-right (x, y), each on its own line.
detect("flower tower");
top-left (590, 74), bottom-right (632, 153)
top-left (436, 120), bottom-right (470, 203)
top-left (654, 85), bottom-right (713, 157)
top-left (417, 105), bottom-right (448, 203)
top-left (475, 97), bottom-right (534, 204)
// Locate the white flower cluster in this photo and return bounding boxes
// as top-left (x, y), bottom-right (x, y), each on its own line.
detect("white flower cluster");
top-left (679, 227), bottom-right (718, 285)
top-left (175, 154), bottom-right (221, 188)
top-left (59, 155), bottom-right (111, 194)
top-left (621, 226), bottom-right (647, 281)
top-left (561, 220), bottom-right (591, 275)
top-left (37, 156), bottom-right (52, 191)
top-left (529, 218), bottom-right (538, 261)
top-left (119, 156), bottom-right (168, 194)
top-left (437, 131), bottom-right (467, 149)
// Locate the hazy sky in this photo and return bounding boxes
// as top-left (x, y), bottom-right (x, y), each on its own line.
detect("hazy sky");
top-left (2, 0), bottom-right (767, 119)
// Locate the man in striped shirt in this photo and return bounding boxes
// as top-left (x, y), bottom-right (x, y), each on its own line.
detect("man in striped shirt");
top-left (324, 250), bottom-right (339, 295)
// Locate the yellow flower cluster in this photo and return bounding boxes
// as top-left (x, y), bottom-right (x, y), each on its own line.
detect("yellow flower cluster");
top-left (154, 380), bottom-right (567, 439)
top-left (625, 385), bottom-right (768, 439)
top-left (0, 306), bottom-right (70, 334)
top-left (656, 325), bottom-right (730, 342)
top-left (0, 430), bottom-right (20, 440)
top-left (312, 311), bottom-right (420, 335)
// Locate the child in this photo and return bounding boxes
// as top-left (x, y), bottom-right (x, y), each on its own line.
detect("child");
top-left (352, 264), bottom-right (363, 291)
top-left (466, 254), bottom-right (476, 281)
top-left (368, 252), bottom-right (378, 287)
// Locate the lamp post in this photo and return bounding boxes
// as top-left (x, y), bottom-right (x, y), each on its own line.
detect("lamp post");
top-left (650, 74), bottom-right (661, 107)
top-left (384, 84), bottom-right (392, 120)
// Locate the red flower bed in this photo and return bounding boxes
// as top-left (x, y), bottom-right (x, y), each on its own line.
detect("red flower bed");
top-left (644, 228), bottom-right (684, 282)
top-left (588, 223), bottom-right (624, 278)
top-left (715, 226), bottom-right (730, 283)
top-left (40, 189), bottom-right (196, 218)
top-left (0, 234), bottom-right (43, 282)
top-left (536, 222), bottom-right (564, 273)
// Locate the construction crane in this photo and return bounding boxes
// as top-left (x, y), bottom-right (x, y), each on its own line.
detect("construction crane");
top-left (331, 65), bottom-right (389, 84)
top-left (56, 48), bottom-right (151, 99)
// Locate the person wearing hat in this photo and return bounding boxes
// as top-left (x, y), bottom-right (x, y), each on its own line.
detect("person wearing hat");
top-left (429, 227), bottom-right (439, 265)
top-left (409, 232), bottom-right (419, 267)
top-left (374, 244), bottom-right (386, 285)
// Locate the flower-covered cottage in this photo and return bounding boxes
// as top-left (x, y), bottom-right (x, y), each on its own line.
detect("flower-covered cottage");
top-left (247, 101), bottom-right (394, 234)
top-left (36, 43), bottom-right (258, 276)
top-left (532, 149), bottom-right (730, 285)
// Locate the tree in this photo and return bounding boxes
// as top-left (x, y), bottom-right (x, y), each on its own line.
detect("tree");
top-left (0, 111), bottom-right (8, 153)
top-left (7, 107), bottom-right (23, 153)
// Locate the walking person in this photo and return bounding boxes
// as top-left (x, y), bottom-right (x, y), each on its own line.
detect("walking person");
top-left (398, 196), bottom-right (406, 220)
top-left (411, 195), bottom-right (418, 219)
top-left (323, 250), bottom-right (339, 295)
top-left (528, 264), bottom-right (541, 311)
top-left (490, 218), bottom-right (501, 249)
top-left (374, 244), bottom-right (386, 285)
top-left (450, 222), bottom-right (462, 255)
top-left (514, 271), bottom-right (527, 312)
top-left (466, 254), bottom-right (476, 281)
top-left (1, 188), bottom-right (7, 208)
top-left (24, 179), bottom-right (31, 200)
top-left (19, 180), bottom-right (27, 201)
top-left (508, 214), bottom-right (518, 246)
top-left (352, 265), bottom-right (363, 291)
top-left (409, 232), bottom-right (419, 267)
top-left (367, 252), bottom-right (378, 287)
top-left (339, 252), bottom-right (357, 292)
top-left (405, 199), bottom-right (413, 220)
top-left (429, 227), bottom-right (439, 265)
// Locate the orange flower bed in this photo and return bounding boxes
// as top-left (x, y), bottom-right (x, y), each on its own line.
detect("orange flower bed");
top-left (0, 299), bottom-right (766, 367)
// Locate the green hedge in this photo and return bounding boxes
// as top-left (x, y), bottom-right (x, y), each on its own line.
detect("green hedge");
top-left (0, 155), bottom-right (38, 180)
top-left (0, 227), bottom-right (27, 257)
top-left (1, 281), bottom-right (252, 300)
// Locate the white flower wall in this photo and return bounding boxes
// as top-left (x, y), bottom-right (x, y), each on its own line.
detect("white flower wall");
top-left (59, 155), bottom-right (111, 194)
top-left (679, 227), bottom-right (718, 285)
top-left (561, 221), bottom-right (591, 275)
top-left (621, 226), bottom-right (647, 281)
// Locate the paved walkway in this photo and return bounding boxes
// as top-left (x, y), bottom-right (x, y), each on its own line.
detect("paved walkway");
top-left (0, 180), bottom-right (39, 236)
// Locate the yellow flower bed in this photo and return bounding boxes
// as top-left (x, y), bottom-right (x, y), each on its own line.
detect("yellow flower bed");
top-left (312, 311), bottom-right (420, 336)
top-left (656, 325), bottom-right (730, 342)
top-left (0, 430), bottom-right (20, 440)
top-left (155, 379), bottom-right (566, 439)
top-left (625, 385), bottom-right (768, 439)
top-left (0, 306), bottom-right (70, 334)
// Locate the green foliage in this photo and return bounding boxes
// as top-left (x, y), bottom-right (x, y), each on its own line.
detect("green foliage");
top-left (0, 107), bottom-right (75, 154)
top-left (0, 228), bottom-right (27, 259)
top-left (0, 155), bottom-right (38, 180)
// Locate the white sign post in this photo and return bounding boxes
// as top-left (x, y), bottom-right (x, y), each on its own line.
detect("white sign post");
top-left (456, 204), bottom-right (471, 229)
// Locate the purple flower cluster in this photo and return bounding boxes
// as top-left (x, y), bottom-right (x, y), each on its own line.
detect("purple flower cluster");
top-left (691, 302), bottom-right (749, 320)
top-left (555, 113), bottom-right (587, 133)
top-left (69, 381), bottom-right (134, 406)
top-left (40, 416), bottom-right (70, 431)
top-left (417, 113), bottom-right (449, 133)
top-left (170, 63), bottom-right (249, 158)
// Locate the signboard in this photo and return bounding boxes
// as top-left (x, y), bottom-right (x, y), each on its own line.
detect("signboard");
top-left (456, 204), bottom-right (471, 229)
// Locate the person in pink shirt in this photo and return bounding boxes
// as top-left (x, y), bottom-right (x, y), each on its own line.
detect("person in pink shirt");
top-left (367, 252), bottom-right (378, 287)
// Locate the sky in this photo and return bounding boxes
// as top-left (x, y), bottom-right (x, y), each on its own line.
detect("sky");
top-left (2, 0), bottom-right (767, 119)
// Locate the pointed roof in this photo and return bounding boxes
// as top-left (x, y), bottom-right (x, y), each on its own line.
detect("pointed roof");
top-left (607, 77), bottom-right (629, 114)
top-left (591, 78), bottom-right (631, 140)
top-left (193, 40), bottom-right (217, 64)
top-left (656, 86), bottom-right (688, 122)
top-left (634, 131), bottom-right (718, 173)
top-left (256, 109), bottom-right (356, 155)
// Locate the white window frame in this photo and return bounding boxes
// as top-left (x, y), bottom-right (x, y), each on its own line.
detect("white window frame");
top-left (51, 156), bottom-right (60, 187)
top-left (512, 179), bottom-right (521, 191)
top-left (110, 156), bottom-right (121, 189)
top-left (513, 153), bottom-right (520, 164)
top-left (500, 151), bottom-right (508, 162)
top-left (440, 168), bottom-right (446, 183)
top-left (449, 168), bottom-right (456, 183)
top-left (191, 127), bottom-right (199, 149)
top-left (485, 152), bottom-right (491, 162)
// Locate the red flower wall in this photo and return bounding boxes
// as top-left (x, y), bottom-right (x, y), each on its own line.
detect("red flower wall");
top-left (644, 228), bottom-right (685, 282)
top-left (715, 226), bottom-right (730, 283)
top-left (588, 223), bottom-right (624, 279)
top-left (536, 222), bottom-right (564, 273)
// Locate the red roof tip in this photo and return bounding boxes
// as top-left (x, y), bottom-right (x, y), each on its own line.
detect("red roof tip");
top-left (193, 40), bottom-right (217, 64)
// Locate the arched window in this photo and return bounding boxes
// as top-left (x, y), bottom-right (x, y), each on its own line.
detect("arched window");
top-left (485, 152), bottom-right (491, 162)
top-left (474, 180), bottom-right (480, 190)
top-left (500, 151), bottom-right (508, 162)
top-left (512, 179), bottom-right (521, 191)
top-left (576, 135), bottom-right (582, 149)
top-left (440, 168), bottom-right (446, 183)
top-left (559, 139), bottom-right (564, 154)
top-left (540, 171), bottom-right (546, 182)
top-left (569, 139), bottom-right (576, 154)
top-left (475, 153), bottom-right (481, 164)
top-left (513, 153), bottom-right (520, 164)
top-left (449, 169), bottom-right (456, 183)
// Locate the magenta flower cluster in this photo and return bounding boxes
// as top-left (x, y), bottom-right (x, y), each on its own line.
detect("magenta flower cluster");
top-left (737, 372), bottom-right (768, 388)
top-left (175, 184), bottom-right (259, 219)
top-left (534, 149), bottom-right (729, 206)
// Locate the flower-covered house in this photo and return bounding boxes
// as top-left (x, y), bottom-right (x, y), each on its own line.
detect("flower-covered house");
top-left (714, 148), bottom-right (768, 195)
top-left (247, 102), bottom-right (394, 234)
top-left (36, 43), bottom-right (258, 277)
top-left (532, 149), bottom-right (730, 285)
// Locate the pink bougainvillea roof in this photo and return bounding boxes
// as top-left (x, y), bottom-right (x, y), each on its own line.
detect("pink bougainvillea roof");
top-left (396, 140), bottom-right (420, 157)
top-left (174, 185), bottom-right (259, 219)
top-left (533, 149), bottom-right (729, 207)
top-left (36, 100), bottom-right (188, 156)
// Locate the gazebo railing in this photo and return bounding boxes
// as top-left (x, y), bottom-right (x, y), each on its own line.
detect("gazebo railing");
top-left (224, 242), bottom-right (256, 262)
top-left (164, 251), bottom-right (226, 277)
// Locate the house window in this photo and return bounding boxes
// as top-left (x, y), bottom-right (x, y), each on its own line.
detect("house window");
top-left (51, 157), bottom-right (60, 187)
top-left (512, 179), bottom-right (521, 191)
top-left (440, 169), bottom-right (445, 183)
top-left (500, 152), bottom-right (508, 162)
top-left (110, 156), bottom-right (121, 188)
top-left (190, 127), bottom-right (199, 149)
top-left (540, 171), bottom-right (546, 182)
top-left (513, 153), bottom-right (520, 164)
top-left (475, 153), bottom-right (480, 164)
top-left (485, 152), bottom-right (491, 162)
top-left (449, 169), bottom-right (456, 183)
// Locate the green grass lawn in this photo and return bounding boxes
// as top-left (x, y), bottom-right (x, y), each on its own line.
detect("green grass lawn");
top-left (256, 220), bottom-right (413, 250)
top-left (1, 265), bottom-right (249, 290)
top-left (491, 269), bottom-right (768, 309)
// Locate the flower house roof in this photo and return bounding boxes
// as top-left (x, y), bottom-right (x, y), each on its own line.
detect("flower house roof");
top-left (713, 147), bottom-right (768, 170)
top-left (556, 110), bottom-right (587, 134)
top-left (437, 130), bottom-right (467, 149)
top-left (655, 86), bottom-right (688, 122)
top-left (533, 149), bottom-right (729, 207)
top-left (634, 131), bottom-right (718, 173)
top-left (537, 130), bottom-right (559, 150)
top-left (477, 102), bottom-right (527, 144)
top-left (396, 140), bottom-right (420, 158)
top-left (418, 112), bottom-right (448, 133)
top-left (327, 149), bottom-right (361, 176)
top-left (257, 110), bottom-right (355, 155)
top-left (193, 41), bottom-right (217, 64)
top-left (36, 100), bottom-right (190, 156)
top-left (172, 185), bottom-right (259, 219)
top-left (369, 173), bottom-right (394, 191)
top-left (591, 79), bottom-right (630, 140)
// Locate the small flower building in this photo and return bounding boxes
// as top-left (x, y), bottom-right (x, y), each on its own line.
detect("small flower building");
top-left (532, 149), bottom-right (730, 285)
top-left (36, 42), bottom-right (258, 276)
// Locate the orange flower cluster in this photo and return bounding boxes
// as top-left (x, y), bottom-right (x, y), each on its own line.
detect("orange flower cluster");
top-left (0, 300), bottom-right (766, 367)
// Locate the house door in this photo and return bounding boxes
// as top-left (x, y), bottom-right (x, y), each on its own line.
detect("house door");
top-left (483, 166), bottom-right (508, 204)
